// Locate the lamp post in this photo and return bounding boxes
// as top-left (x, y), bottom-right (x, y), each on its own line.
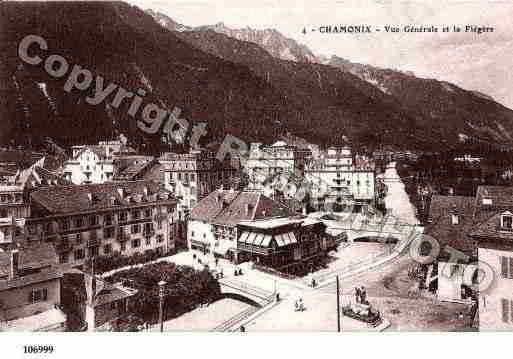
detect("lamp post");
top-left (158, 280), bottom-right (166, 333)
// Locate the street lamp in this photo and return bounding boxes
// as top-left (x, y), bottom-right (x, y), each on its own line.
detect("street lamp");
top-left (158, 280), bottom-right (166, 333)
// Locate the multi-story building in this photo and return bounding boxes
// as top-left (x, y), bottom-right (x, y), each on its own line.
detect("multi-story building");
top-left (188, 189), bottom-right (336, 275)
top-left (160, 149), bottom-right (238, 220)
top-left (62, 140), bottom-right (138, 184)
top-left (469, 186), bottom-right (513, 331)
top-left (425, 186), bottom-right (513, 330)
top-left (304, 147), bottom-right (376, 212)
top-left (244, 141), bottom-right (311, 196)
top-left (425, 195), bottom-right (478, 303)
top-left (26, 181), bottom-right (177, 269)
top-left (1, 162), bottom-right (71, 251)
top-left (0, 243), bottom-right (66, 331)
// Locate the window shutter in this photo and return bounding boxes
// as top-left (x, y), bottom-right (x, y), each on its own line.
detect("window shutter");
top-left (28, 291), bottom-right (33, 303)
top-left (502, 298), bottom-right (509, 323)
top-left (509, 258), bottom-right (513, 280)
top-left (510, 301), bottom-right (513, 323)
top-left (501, 257), bottom-right (509, 278)
top-left (42, 288), bottom-right (48, 301)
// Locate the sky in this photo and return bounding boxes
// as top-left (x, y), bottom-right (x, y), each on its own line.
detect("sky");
top-left (128, 0), bottom-right (513, 109)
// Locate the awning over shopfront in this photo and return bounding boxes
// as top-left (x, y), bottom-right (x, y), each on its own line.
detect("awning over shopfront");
top-left (239, 231), bottom-right (296, 248)
top-left (213, 239), bottom-right (235, 256)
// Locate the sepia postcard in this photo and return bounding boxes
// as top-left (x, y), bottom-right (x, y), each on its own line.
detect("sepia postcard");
top-left (1, 0), bottom-right (512, 356)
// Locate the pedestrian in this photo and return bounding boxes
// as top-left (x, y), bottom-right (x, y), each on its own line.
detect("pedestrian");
top-left (360, 286), bottom-right (367, 304)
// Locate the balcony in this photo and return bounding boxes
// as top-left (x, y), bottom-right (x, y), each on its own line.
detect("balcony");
top-left (56, 240), bottom-right (72, 253)
top-left (116, 228), bottom-right (130, 242)
top-left (87, 237), bottom-right (99, 247)
top-left (143, 228), bottom-right (155, 238)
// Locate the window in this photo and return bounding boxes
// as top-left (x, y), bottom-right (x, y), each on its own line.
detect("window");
top-left (451, 214), bottom-right (459, 225)
top-left (104, 214), bottom-right (113, 226)
top-left (157, 234), bottom-right (164, 243)
top-left (157, 220), bottom-right (163, 230)
top-left (502, 214), bottom-right (513, 230)
top-left (74, 249), bottom-right (85, 260)
top-left (120, 242), bottom-right (126, 252)
top-left (104, 227), bottom-right (115, 239)
top-left (132, 224), bottom-right (140, 234)
top-left (132, 238), bottom-right (141, 248)
top-left (89, 215), bottom-right (98, 226)
top-left (132, 210), bottom-right (140, 220)
top-left (59, 219), bottom-right (69, 231)
top-left (144, 209), bottom-right (152, 218)
top-left (74, 217), bottom-right (83, 228)
top-left (501, 299), bottom-right (513, 323)
top-left (118, 212), bottom-right (127, 223)
top-left (29, 288), bottom-right (48, 303)
top-left (76, 233), bottom-right (83, 245)
top-left (89, 246), bottom-right (99, 257)
top-left (103, 244), bottom-right (112, 255)
top-left (44, 222), bottom-right (54, 235)
top-left (59, 253), bottom-right (69, 264)
top-left (501, 256), bottom-right (513, 279)
top-left (146, 238), bottom-right (151, 246)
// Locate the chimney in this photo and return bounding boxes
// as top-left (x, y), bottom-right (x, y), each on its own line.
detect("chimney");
top-left (9, 250), bottom-right (19, 280)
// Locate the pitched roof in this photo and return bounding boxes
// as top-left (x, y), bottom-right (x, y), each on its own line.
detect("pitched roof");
top-left (190, 189), bottom-right (295, 226)
top-left (425, 195), bottom-right (477, 259)
top-left (470, 212), bottom-right (513, 241)
top-left (0, 243), bottom-right (58, 279)
top-left (474, 185), bottom-right (513, 223)
top-left (113, 157), bottom-right (155, 180)
top-left (0, 243), bottom-right (62, 291)
top-left (84, 274), bottom-right (137, 307)
top-left (30, 180), bottom-right (174, 215)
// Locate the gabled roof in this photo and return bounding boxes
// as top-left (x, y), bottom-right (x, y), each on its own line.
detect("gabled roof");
top-left (425, 195), bottom-right (477, 259)
top-left (30, 180), bottom-right (174, 215)
top-left (0, 243), bottom-right (61, 291)
top-left (0, 243), bottom-right (57, 279)
top-left (470, 212), bottom-right (513, 242)
top-left (84, 274), bottom-right (137, 308)
top-left (474, 185), bottom-right (513, 223)
top-left (190, 189), bottom-right (295, 226)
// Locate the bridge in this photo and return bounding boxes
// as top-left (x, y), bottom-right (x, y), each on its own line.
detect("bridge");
top-left (218, 278), bottom-right (275, 307)
top-left (211, 278), bottom-right (275, 332)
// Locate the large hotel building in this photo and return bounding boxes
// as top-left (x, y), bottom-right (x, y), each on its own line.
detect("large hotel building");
top-left (25, 181), bottom-right (177, 268)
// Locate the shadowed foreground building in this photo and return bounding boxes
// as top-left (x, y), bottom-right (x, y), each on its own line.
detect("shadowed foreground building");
top-left (0, 243), bottom-right (66, 332)
top-left (26, 181), bottom-right (177, 269)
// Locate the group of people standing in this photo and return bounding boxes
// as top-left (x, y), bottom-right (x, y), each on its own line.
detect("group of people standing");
top-left (354, 286), bottom-right (368, 305)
